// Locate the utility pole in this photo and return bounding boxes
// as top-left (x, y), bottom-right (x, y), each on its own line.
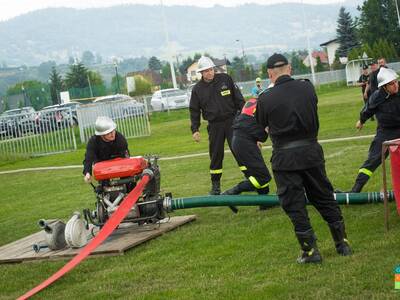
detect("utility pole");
top-left (160, 0), bottom-right (177, 89)
top-left (301, 0), bottom-right (316, 85)
top-left (395, 0), bottom-right (400, 28)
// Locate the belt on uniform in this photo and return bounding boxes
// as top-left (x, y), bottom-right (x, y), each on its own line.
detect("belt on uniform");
top-left (273, 138), bottom-right (316, 150)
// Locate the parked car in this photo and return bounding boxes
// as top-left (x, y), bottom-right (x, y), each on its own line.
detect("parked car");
top-left (40, 102), bottom-right (80, 125)
top-left (93, 94), bottom-right (145, 118)
top-left (150, 89), bottom-right (189, 112)
top-left (0, 107), bottom-right (39, 137)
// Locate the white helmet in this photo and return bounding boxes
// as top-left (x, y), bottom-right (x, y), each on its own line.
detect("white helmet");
top-left (95, 116), bottom-right (116, 136)
top-left (197, 56), bottom-right (215, 72)
top-left (377, 68), bottom-right (398, 88)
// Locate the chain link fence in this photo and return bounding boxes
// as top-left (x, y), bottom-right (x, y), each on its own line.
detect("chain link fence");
top-left (0, 107), bottom-right (77, 158)
top-left (77, 99), bottom-right (151, 143)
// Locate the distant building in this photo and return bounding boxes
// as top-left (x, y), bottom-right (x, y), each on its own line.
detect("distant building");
top-left (186, 58), bottom-right (230, 83)
top-left (302, 51), bottom-right (329, 67)
top-left (320, 38), bottom-right (340, 67)
top-left (126, 70), bottom-right (162, 86)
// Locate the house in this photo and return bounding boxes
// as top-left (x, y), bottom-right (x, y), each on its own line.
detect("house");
top-left (302, 51), bottom-right (329, 68)
top-left (320, 38), bottom-right (340, 66)
top-left (186, 58), bottom-right (230, 83)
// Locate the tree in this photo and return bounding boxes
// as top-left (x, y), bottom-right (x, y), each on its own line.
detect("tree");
top-left (111, 74), bottom-right (125, 94)
top-left (179, 56), bottom-right (194, 76)
top-left (65, 62), bottom-right (89, 89)
top-left (68, 56), bottom-right (75, 65)
top-left (81, 50), bottom-right (95, 66)
top-left (7, 80), bottom-right (50, 110)
top-left (357, 0), bottom-right (400, 51)
top-left (87, 71), bottom-right (106, 97)
top-left (96, 53), bottom-right (103, 64)
top-left (148, 56), bottom-right (162, 71)
top-left (336, 7), bottom-right (359, 57)
top-left (37, 61), bottom-right (56, 80)
top-left (49, 67), bottom-right (63, 105)
top-left (290, 51), bottom-right (309, 75)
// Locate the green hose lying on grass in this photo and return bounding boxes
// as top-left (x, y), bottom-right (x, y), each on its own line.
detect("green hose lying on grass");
top-left (164, 192), bottom-right (395, 211)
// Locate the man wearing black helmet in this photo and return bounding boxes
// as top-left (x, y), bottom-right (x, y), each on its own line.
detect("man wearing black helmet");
top-left (256, 53), bottom-right (352, 264)
top-left (83, 116), bottom-right (130, 183)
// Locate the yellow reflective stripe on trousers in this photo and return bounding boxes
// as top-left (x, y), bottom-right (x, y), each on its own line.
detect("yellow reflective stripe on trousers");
top-left (239, 166), bottom-right (247, 171)
top-left (210, 169), bottom-right (223, 174)
top-left (359, 168), bottom-right (373, 177)
top-left (249, 176), bottom-right (270, 189)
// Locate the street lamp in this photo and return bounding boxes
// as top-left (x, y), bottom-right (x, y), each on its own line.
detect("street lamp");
top-left (114, 61), bottom-right (120, 94)
top-left (160, 0), bottom-right (178, 89)
top-left (21, 85), bottom-right (27, 107)
top-left (235, 39), bottom-right (246, 63)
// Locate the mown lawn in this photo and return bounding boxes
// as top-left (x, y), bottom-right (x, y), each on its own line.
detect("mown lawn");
top-left (0, 85), bottom-right (399, 299)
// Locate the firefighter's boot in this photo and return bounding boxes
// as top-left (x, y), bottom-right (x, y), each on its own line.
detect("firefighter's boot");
top-left (350, 173), bottom-right (369, 193)
top-left (295, 230), bottom-right (322, 264)
top-left (209, 180), bottom-right (221, 195)
top-left (328, 221), bottom-right (352, 256)
top-left (222, 180), bottom-right (254, 195)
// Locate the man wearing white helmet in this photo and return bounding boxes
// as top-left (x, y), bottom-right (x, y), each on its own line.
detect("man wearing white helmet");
top-left (190, 56), bottom-right (245, 195)
top-left (83, 116), bottom-right (129, 183)
top-left (350, 67), bottom-right (400, 192)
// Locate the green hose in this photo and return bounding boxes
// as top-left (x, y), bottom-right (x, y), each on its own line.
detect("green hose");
top-left (167, 192), bottom-right (395, 211)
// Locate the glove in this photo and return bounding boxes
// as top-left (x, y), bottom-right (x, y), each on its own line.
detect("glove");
top-left (84, 173), bottom-right (92, 183)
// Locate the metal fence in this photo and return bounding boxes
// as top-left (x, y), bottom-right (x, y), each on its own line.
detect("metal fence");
top-left (237, 69), bottom-right (347, 97)
top-left (237, 62), bottom-right (400, 97)
top-left (0, 108), bottom-right (77, 158)
top-left (77, 99), bottom-right (151, 143)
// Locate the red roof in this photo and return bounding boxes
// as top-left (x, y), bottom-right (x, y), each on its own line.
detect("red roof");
top-left (312, 51), bottom-right (328, 63)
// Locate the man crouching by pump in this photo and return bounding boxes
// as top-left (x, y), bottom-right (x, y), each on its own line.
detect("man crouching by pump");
top-left (256, 53), bottom-right (352, 264)
top-left (83, 116), bottom-right (130, 183)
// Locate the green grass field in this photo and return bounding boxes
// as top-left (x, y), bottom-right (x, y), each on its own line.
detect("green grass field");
top-left (0, 85), bottom-right (399, 299)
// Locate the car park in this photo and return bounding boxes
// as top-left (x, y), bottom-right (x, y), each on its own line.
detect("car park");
top-left (0, 107), bottom-right (39, 137)
top-left (93, 94), bottom-right (145, 118)
top-left (150, 88), bottom-right (189, 112)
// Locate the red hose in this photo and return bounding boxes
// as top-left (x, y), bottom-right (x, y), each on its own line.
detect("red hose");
top-left (18, 174), bottom-right (151, 300)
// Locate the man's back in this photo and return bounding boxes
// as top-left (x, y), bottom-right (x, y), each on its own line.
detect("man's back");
top-left (257, 75), bottom-right (319, 146)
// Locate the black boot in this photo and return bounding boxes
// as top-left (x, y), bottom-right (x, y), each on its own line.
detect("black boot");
top-left (222, 180), bottom-right (254, 195)
top-left (221, 185), bottom-right (241, 195)
top-left (351, 173), bottom-right (369, 193)
top-left (295, 230), bottom-right (322, 264)
top-left (350, 182), bottom-right (364, 193)
top-left (209, 180), bottom-right (221, 195)
top-left (328, 221), bottom-right (352, 256)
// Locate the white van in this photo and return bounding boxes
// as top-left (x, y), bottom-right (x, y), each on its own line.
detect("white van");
top-left (150, 88), bottom-right (189, 112)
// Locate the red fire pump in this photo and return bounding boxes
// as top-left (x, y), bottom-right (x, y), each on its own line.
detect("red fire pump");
top-left (83, 156), bottom-right (166, 228)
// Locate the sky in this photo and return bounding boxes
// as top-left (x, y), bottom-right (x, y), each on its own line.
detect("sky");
top-left (0, 0), bottom-right (348, 21)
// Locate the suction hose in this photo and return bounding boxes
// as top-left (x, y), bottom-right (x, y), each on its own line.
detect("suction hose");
top-left (164, 192), bottom-right (395, 211)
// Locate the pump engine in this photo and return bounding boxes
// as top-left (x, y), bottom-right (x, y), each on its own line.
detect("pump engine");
top-left (83, 156), bottom-right (166, 228)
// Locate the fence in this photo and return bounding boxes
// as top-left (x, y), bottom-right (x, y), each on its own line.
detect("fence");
top-left (77, 99), bottom-right (151, 143)
top-left (0, 107), bottom-right (77, 158)
top-left (237, 69), bottom-right (346, 97)
top-left (237, 62), bottom-right (400, 97)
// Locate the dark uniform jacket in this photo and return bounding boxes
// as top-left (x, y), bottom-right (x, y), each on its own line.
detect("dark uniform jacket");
top-left (189, 73), bottom-right (244, 133)
top-left (83, 131), bottom-right (129, 175)
top-left (256, 75), bottom-right (324, 171)
top-left (360, 87), bottom-right (400, 129)
top-left (233, 113), bottom-right (267, 143)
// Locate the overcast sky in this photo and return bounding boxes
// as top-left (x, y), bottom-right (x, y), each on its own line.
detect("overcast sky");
top-left (0, 0), bottom-right (348, 21)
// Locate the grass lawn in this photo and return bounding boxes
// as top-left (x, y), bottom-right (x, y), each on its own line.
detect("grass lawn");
top-left (0, 85), bottom-right (399, 299)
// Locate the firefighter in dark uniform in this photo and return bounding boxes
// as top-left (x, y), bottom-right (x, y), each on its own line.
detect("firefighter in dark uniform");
top-left (350, 68), bottom-right (400, 192)
top-left (222, 98), bottom-right (271, 210)
top-left (358, 65), bottom-right (369, 103)
top-left (256, 53), bottom-right (352, 264)
top-left (190, 56), bottom-right (245, 195)
top-left (83, 116), bottom-right (130, 183)
top-left (364, 58), bottom-right (386, 101)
